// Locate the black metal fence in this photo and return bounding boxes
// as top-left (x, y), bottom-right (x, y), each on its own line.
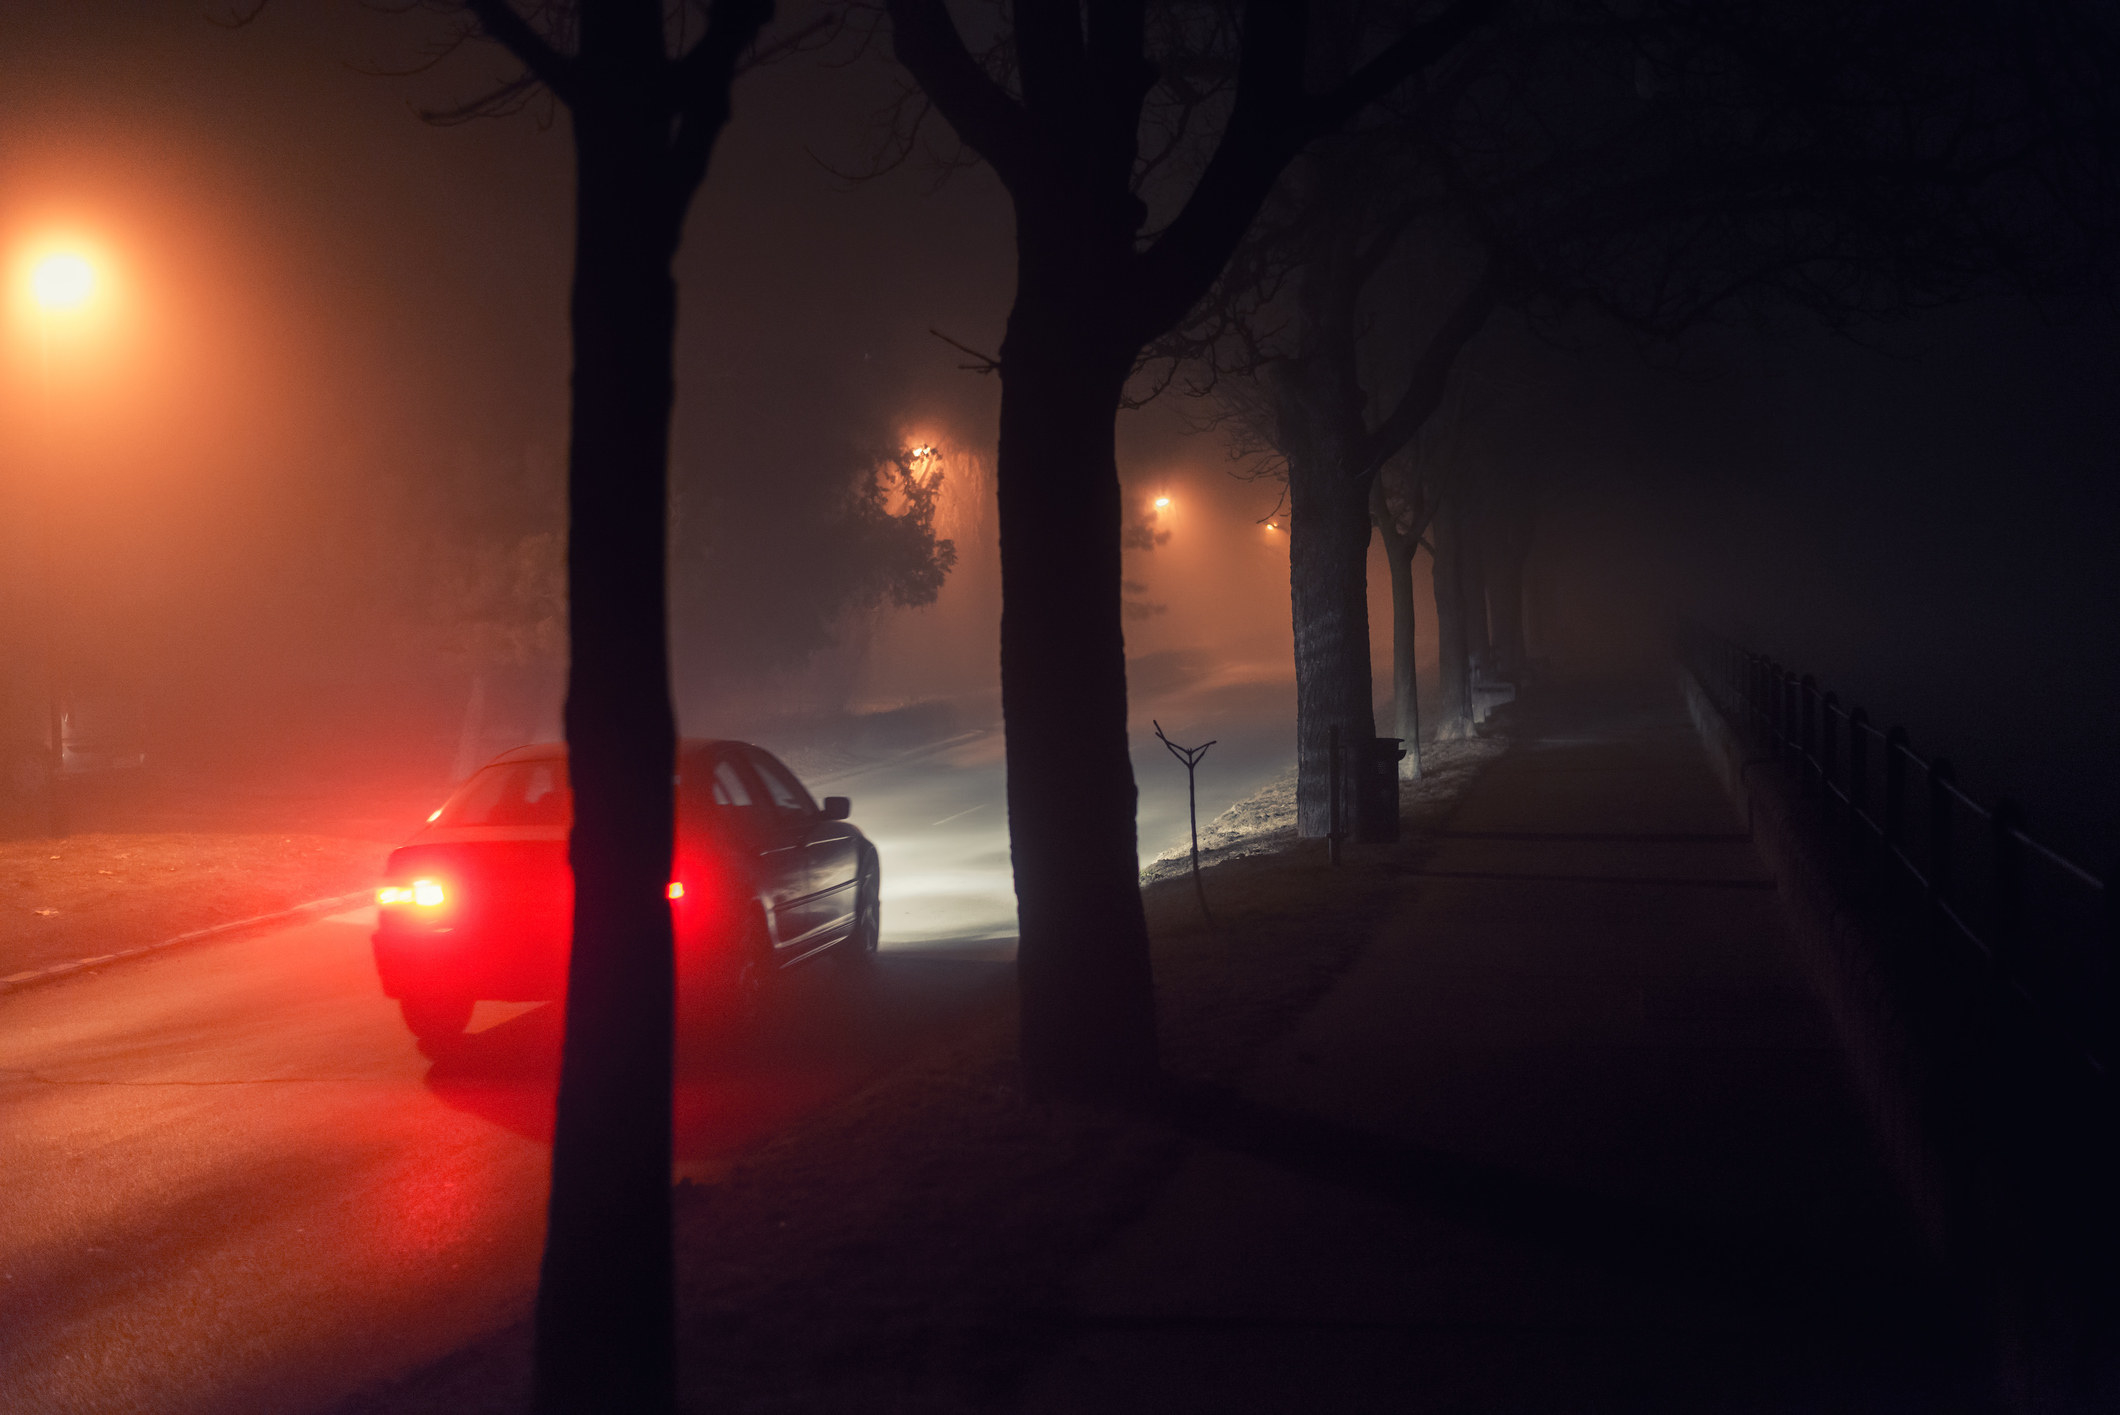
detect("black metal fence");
top-left (1685, 625), bottom-right (2119, 1084)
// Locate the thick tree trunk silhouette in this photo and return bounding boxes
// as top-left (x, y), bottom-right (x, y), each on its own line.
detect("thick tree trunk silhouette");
top-left (538, 106), bottom-right (682, 1415)
top-left (1372, 480), bottom-right (1422, 779)
top-left (1487, 533), bottom-right (1527, 676)
top-left (998, 291), bottom-right (1157, 1093)
top-left (887, 0), bottom-right (1491, 1096)
top-left (1280, 214), bottom-right (1382, 838)
top-left (1288, 446), bottom-right (1377, 838)
top-left (1279, 273), bottom-right (1493, 826)
top-left (453, 3), bottom-right (769, 1409)
top-left (1431, 501), bottom-right (1474, 740)
top-left (1460, 523), bottom-right (1489, 669)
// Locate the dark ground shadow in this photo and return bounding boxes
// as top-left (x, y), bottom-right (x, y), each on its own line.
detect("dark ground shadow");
top-left (422, 949), bottom-right (1015, 1165)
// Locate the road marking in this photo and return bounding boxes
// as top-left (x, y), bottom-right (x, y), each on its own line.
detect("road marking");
top-left (931, 805), bottom-right (986, 827)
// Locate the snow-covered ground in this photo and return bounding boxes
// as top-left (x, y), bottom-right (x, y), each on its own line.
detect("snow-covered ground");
top-left (1139, 735), bottom-right (1508, 884)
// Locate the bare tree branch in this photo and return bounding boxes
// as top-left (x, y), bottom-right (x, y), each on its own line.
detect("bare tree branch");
top-left (1305, 0), bottom-right (1500, 137)
top-left (884, 0), bottom-right (1042, 187)
top-left (929, 325), bottom-right (1001, 374)
top-left (463, 0), bottom-right (581, 105)
top-left (666, 0), bottom-right (778, 218)
top-left (1360, 270), bottom-right (1498, 479)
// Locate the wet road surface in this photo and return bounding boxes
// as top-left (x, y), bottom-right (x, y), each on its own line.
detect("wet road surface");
top-left (0, 905), bottom-right (1011, 1415)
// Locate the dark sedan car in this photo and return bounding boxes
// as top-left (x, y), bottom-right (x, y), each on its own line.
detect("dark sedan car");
top-left (372, 739), bottom-right (880, 1042)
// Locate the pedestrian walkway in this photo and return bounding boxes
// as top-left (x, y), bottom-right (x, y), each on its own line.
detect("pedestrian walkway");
top-left (1021, 676), bottom-right (1988, 1412)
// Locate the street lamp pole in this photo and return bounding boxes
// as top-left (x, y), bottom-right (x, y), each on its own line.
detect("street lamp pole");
top-left (26, 251), bottom-right (96, 836)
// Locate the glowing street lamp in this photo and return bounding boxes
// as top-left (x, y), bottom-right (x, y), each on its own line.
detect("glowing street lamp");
top-left (1153, 495), bottom-right (1171, 510)
top-left (30, 252), bottom-right (95, 312)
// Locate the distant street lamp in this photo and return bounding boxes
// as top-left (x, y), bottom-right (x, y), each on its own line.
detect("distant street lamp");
top-left (23, 247), bottom-right (101, 833)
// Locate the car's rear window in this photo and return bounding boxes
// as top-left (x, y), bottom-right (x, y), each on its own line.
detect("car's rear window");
top-left (438, 761), bottom-right (571, 828)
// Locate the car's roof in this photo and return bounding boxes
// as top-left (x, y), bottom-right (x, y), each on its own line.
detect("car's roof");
top-left (484, 738), bottom-right (746, 768)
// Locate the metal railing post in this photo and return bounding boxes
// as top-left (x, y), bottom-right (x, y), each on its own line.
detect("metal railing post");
top-left (1821, 691), bottom-right (1839, 819)
top-left (2104, 866), bottom-right (2120, 1070)
top-left (1848, 707), bottom-right (1869, 865)
top-left (1992, 798), bottom-right (2024, 972)
top-left (1784, 670), bottom-right (1799, 760)
top-left (1885, 726), bottom-right (1909, 883)
top-left (1775, 665), bottom-right (1792, 756)
top-left (1800, 674), bottom-right (1818, 791)
top-left (1929, 757), bottom-right (1956, 944)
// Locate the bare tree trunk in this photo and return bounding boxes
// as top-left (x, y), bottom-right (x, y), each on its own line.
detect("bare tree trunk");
top-left (1431, 503), bottom-right (1474, 740)
top-left (1488, 536), bottom-right (1527, 677)
top-left (1281, 251), bottom-right (1493, 819)
top-left (1381, 522), bottom-right (1421, 778)
top-left (1289, 451), bottom-right (1378, 836)
top-left (1372, 481), bottom-right (1422, 779)
top-left (1461, 522), bottom-right (1490, 668)
top-left (999, 289), bottom-right (1156, 1100)
top-left (536, 70), bottom-right (680, 1415)
top-left (880, 0), bottom-right (1489, 1098)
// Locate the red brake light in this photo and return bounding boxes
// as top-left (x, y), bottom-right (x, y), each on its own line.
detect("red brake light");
top-left (666, 881), bottom-right (685, 900)
top-left (378, 879), bottom-right (448, 908)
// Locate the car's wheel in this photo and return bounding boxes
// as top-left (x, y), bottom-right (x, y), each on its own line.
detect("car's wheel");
top-left (840, 855), bottom-right (880, 968)
top-left (400, 994), bottom-right (473, 1043)
top-left (729, 907), bottom-right (773, 1015)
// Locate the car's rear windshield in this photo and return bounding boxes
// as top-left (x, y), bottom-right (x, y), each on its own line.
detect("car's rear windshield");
top-left (438, 761), bottom-right (571, 828)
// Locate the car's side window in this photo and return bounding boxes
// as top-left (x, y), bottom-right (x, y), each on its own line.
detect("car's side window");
top-left (747, 750), bottom-right (817, 817)
top-left (711, 758), bottom-right (756, 809)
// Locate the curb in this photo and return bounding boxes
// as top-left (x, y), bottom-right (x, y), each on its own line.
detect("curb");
top-left (0, 890), bottom-right (373, 996)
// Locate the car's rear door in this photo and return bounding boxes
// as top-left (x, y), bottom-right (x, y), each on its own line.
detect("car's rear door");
top-left (711, 749), bottom-right (808, 951)
top-left (748, 748), bottom-right (859, 944)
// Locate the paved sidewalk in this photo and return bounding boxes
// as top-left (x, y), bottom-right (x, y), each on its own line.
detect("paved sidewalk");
top-left (1021, 678), bottom-right (1990, 1412)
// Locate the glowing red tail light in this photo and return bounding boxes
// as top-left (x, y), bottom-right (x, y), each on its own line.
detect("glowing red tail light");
top-left (666, 881), bottom-right (685, 900)
top-left (378, 879), bottom-right (448, 908)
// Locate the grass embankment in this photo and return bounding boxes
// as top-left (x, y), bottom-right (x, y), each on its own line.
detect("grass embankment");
top-left (336, 736), bottom-right (1505, 1414)
top-left (0, 832), bottom-right (394, 982)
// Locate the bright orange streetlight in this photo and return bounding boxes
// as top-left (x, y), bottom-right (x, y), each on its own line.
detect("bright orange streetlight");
top-left (30, 252), bottom-right (95, 312)
top-left (1153, 495), bottom-right (1171, 510)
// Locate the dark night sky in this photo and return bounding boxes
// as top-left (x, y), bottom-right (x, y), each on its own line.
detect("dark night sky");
top-left (0, 2), bottom-right (2113, 857)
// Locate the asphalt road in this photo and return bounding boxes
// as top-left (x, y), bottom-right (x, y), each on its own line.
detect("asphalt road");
top-left (0, 673), bottom-right (1294, 1414)
top-left (0, 904), bottom-right (1016, 1415)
